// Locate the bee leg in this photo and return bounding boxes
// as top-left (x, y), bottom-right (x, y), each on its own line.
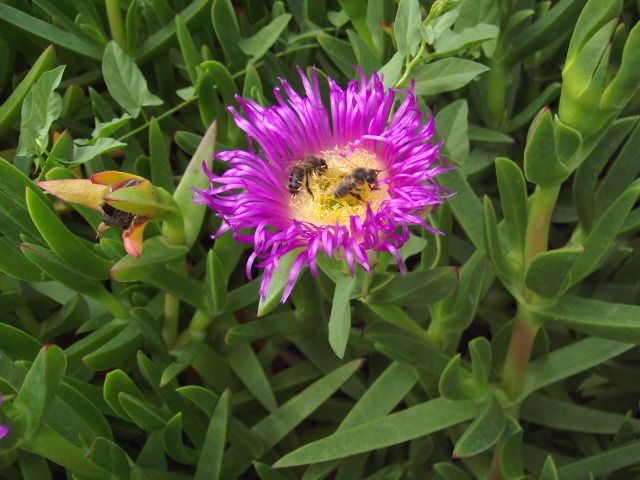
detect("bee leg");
top-left (305, 176), bottom-right (314, 199)
top-left (352, 192), bottom-right (364, 202)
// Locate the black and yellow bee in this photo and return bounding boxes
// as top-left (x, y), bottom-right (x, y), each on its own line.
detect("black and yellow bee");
top-left (288, 156), bottom-right (328, 197)
top-left (333, 167), bottom-right (382, 201)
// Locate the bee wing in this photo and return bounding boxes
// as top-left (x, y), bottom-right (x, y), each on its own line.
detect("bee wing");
top-left (331, 176), bottom-right (356, 196)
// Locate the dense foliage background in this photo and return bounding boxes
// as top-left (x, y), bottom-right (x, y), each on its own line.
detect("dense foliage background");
top-left (0, 0), bottom-right (639, 478)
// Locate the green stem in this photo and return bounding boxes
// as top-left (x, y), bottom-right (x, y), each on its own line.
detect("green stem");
top-left (501, 183), bottom-right (559, 400)
top-left (523, 184), bottom-right (561, 266)
top-left (425, 298), bottom-right (449, 348)
top-left (187, 309), bottom-right (213, 341)
top-left (105, 0), bottom-right (126, 49)
top-left (118, 97), bottom-right (197, 142)
top-left (162, 292), bottom-right (180, 347)
top-left (488, 443), bottom-right (503, 480)
top-left (501, 304), bottom-right (541, 401)
top-left (159, 197), bottom-right (187, 347)
top-left (394, 38), bottom-right (427, 88)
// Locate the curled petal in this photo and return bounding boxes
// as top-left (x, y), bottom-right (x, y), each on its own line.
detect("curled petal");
top-left (123, 218), bottom-right (149, 257)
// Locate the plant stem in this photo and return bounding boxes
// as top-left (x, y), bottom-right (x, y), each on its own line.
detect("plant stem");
top-left (394, 38), bottom-right (427, 88)
top-left (161, 200), bottom-right (186, 347)
top-left (105, 0), bottom-right (126, 49)
top-left (118, 97), bottom-right (198, 141)
top-left (523, 184), bottom-right (560, 266)
top-left (162, 293), bottom-right (180, 346)
top-left (491, 305), bottom-right (541, 480)
top-left (502, 182), bottom-right (559, 400)
top-left (501, 304), bottom-right (541, 401)
top-left (491, 182), bottom-right (560, 478)
top-left (187, 309), bottom-right (212, 341)
top-left (488, 442), bottom-right (503, 480)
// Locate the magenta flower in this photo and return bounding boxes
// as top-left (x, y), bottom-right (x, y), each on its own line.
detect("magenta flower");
top-left (197, 68), bottom-right (447, 301)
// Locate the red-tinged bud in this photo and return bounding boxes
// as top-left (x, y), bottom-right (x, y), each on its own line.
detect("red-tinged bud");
top-left (37, 170), bottom-right (173, 257)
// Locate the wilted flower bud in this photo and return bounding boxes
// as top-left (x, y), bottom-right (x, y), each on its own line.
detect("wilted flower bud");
top-left (37, 171), bottom-right (172, 257)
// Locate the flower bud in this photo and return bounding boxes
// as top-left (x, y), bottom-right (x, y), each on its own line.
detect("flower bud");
top-left (37, 171), bottom-right (175, 257)
top-left (559, 0), bottom-right (640, 136)
top-left (524, 108), bottom-right (581, 187)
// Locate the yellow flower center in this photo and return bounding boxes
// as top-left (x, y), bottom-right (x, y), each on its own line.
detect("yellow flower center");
top-left (289, 148), bottom-right (388, 226)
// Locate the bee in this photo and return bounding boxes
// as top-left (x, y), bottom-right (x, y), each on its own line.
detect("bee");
top-left (288, 156), bottom-right (328, 197)
top-left (333, 167), bottom-right (382, 201)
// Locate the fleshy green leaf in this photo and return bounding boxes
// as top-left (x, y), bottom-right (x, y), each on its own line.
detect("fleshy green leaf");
top-left (521, 337), bottom-right (633, 400)
top-left (318, 35), bottom-right (358, 78)
top-left (14, 345), bottom-right (67, 438)
top-left (435, 99), bottom-right (469, 164)
top-left (222, 360), bottom-right (364, 477)
top-left (148, 118), bottom-right (174, 192)
top-left (525, 246), bottom-right (584, 297)
top-left (495, 157), bottom-right (527, 257)
top-left (26, 188), bottom-right (112, 280)
top-left (175, 15), bottom-right (201, 85)
top-left (394, 0), bottom-right (421, 56)
top-left (16, 66), bottom-right (65, 160)
top-left (238, 14), bottom-right (292, 61)
top-left (367, 267), bottom-right (457, 305)
top-left (195, 389), bottom-right (229, 480)
top-left (536, 295), bottom-right (640, 343)
top-left (568, 180), bottom-right (640, 286)
top-left (274, 397), bottom-right (481, 467)
top-left (173, 121), bottom-right (217, 249)
top-left (0, 5), bottom-right (101, 60)
top-left (71, 137), bottom-right (126, 165)
top-left (409, 58), bottom-right (489, 95)
top-left (453, 395), bottom-right (505, 457)
top-left (258, 249), bottom-right (302, 316)
top-left (0, 45), bottom-right (57, 135)
top-left (482, 196), bottom-right (512, 285)
top-left (328, 275), bottom-right (356, 359)
top-left (211, 0), bottom-right (247, 70)
top-left (521, 393), bottom-right (640, 434)
top-left (102, 41), bottom-right (163, 118)
top-left (557, 440), bottom-right (640, 480)
top-left (110, 236), bottom-right (189, 282)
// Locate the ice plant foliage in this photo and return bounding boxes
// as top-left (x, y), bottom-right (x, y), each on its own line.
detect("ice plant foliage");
top-left (197, 68), bottom-right (447, 300)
